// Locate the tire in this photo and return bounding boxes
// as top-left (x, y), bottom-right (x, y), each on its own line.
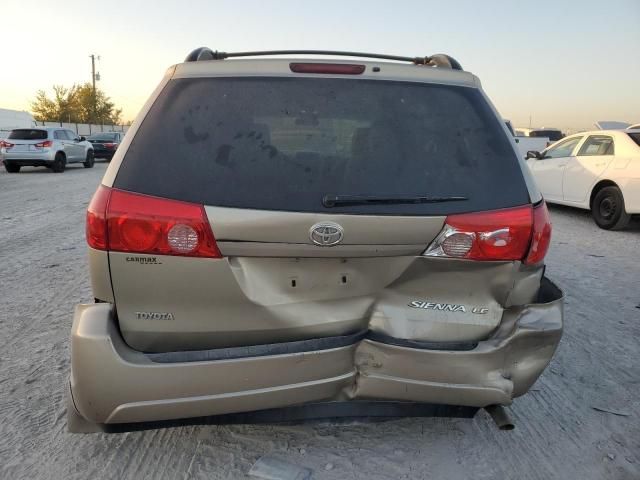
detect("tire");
top-left (4, 162), bottom-right (21, 173)
top-left (592, 186), bottom-right (630, 230)
top-left (52, 153), bottom-right (66, 173)
top-left (83, 150), bottom-right (95, 168)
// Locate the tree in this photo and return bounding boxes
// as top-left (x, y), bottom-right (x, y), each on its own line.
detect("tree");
top-left (31, 83), bottom-right (122, 124)
top-left (74, 83), bottom-right (122, 124)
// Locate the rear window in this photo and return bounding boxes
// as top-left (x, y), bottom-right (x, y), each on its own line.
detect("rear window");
top-left (88, 133), bottom-right (118, 141)
top-left (115, 77), bottom-right (529, 215)
top-left (627, 133), bottom-right (640, 147)
top-left (8, 129), bottom-right (48, 140)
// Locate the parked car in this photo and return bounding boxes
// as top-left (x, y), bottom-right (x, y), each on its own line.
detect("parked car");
top-left (526, 130), bottom-right (640, 229)
top-left (86, 132), bottom-right (124, 160)
top-left (68, 48), bottom-right (563, 433)
top-left (0, 127), bottom-right (94, 173)
top-left (515, 127), bottom-right (565, 142)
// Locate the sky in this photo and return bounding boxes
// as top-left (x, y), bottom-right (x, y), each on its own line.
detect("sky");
top-left (1, 0), bottom-right (639, 131)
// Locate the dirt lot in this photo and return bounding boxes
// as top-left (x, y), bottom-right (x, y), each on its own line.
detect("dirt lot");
top-left (1, 162), bottom-right (639, 480)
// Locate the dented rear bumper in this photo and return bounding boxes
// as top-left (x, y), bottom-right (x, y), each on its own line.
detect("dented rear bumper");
top-left (68, 278), bottom-right (563, 432)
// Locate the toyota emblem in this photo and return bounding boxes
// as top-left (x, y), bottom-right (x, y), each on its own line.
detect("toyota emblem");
top-left (309, 222), bottom-right (344, 246)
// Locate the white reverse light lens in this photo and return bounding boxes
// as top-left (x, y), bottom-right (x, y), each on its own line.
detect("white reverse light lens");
top-left (441, 232), bottom-right (474, 257)
top-left (167, 224), bottom-right (199, 253)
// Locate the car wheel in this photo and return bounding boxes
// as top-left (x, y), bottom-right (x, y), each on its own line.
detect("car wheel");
top-left (4, 162), bottom-right (21, 173)
top-left (83, 150), bottom-right (95, 168)
top-left (52, 153), bottom-right (66, 173)
top-left (592, 186), bottom-right (630, 230)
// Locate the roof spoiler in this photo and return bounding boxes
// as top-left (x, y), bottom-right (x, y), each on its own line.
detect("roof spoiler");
top-left (184, 48), bottom-right (463, 70)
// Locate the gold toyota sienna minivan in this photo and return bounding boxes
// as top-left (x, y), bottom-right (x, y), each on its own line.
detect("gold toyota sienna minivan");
top-left (68, 48), bottom-right (563, 432)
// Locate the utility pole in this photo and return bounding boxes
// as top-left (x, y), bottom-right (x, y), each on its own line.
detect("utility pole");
top-left (89, 54), bottom-right (100, 123)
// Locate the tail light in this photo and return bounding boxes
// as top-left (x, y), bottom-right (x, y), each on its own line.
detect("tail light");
top-left (86, 186), bottom-right (222, 258)
top-left (423, 203), bottom-right (551, 265)
top-left (103, 142), bottom-right (116, 149)
top-left (34, 140), bottom-right (53, 148)
top-left (0, 140), bottom-right (14, 148)
top-left (524, 201), bottom-right (552, 265)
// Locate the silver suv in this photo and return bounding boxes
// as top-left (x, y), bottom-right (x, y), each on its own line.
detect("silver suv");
top-left (0, 127), bottom-right (94, 173)
top-left (68, 48), bottom-right (564, 432)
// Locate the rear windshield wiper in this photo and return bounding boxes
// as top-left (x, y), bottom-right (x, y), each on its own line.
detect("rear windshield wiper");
top-left (322, 194), bottom-right (468, 208)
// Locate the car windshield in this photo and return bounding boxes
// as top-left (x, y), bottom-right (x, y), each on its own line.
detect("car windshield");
top-left (8, 129), bottom-right (48, 140)
top-left (88, 134), bottom-right (117, 141)
top-left (115, 77), bottom-right (529, 215)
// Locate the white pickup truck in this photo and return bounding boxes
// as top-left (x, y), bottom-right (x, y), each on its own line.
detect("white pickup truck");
top-left (507, 124), bottom-right (564, 159)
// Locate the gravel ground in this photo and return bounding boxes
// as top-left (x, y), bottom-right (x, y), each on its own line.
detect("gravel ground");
top-left (1, 162), bottom-right (639, 480)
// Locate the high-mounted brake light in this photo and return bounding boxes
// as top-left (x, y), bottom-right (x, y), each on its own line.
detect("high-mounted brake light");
top-left (424, 203), bottom-right (551, 264)
top-left (86, 186), bottom-right (222, 258)
top-left (289, 63), bottom-right (366, 75)
top-left (34, 140), bottom-right (53, 148)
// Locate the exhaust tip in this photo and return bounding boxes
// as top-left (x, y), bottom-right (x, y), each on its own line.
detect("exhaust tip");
top-left (485, 405), bottom-right (514, 431)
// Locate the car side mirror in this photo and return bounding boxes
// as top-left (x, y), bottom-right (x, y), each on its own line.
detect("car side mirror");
top-left (79, 136), bottom-right (86, 142)
top-left (526, 150), bottom-right (542, 160)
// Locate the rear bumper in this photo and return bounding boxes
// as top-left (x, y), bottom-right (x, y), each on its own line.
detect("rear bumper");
top-left (68, 278), bottom-right (563, 431)
top-left (2, 151), bottom-right (56, 164)
top-left (92, 149), bottom-right (115, 159)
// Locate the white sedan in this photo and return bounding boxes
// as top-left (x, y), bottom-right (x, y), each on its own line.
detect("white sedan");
top-left (526, 129), bottom-right (640, 230)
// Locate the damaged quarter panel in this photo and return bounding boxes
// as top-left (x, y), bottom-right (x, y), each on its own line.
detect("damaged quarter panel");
top-left (353, 277), bottom-right (563, 407)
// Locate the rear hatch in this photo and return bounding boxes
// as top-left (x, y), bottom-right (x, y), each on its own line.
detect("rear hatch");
top-left (100, 69), bottom-right (537, 353)
top-left (4, 129), bottom-right (49, 152)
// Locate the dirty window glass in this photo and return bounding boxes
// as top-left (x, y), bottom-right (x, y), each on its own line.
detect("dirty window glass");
top-left (115, 77), bottom-right (529, 215)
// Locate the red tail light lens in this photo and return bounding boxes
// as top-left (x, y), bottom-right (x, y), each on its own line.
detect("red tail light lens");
top-left (34, 140), bottom-right (53, 148)
top-left (290, 63), bottom-right (366, 74)
top-left (86, 186), bottom-right (222, 258)
top-left (424, 203), bottom-right (551, 264)
top-left (103, 143), bottom-right (115, 149)
top-left (86, 185), bottom-right (111, 250)
top-left (524, 202), bottom-right (552, 265)
top-left (0, 140), bottom-right (14, 148)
